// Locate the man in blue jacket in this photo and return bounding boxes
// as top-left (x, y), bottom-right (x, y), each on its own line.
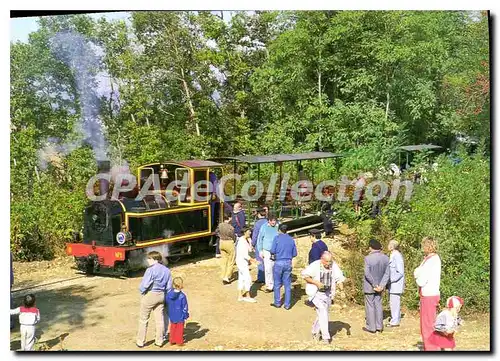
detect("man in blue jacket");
top-left (257, 214), bottom-right (279, 292)
top-left (270, 224), bottom-right (297, 310)
top-left (251, 208), bottom-right (267, 283)
top-left (386, 240), bottom-right (405, 327)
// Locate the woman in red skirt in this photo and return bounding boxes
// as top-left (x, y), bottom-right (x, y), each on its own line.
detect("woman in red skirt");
top-left (428, 296), bottom-right (464, 351)
top-left (413, 237), bottom-right (442, 351)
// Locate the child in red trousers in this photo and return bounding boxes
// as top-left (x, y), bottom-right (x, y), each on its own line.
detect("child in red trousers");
top-left (166, 277), bottom-right (189, 346)
top-left (428, 296), bottom-right (464, 351)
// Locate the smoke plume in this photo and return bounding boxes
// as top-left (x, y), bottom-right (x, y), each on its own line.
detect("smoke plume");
top-left (38, 30), bottom-right (109, 169)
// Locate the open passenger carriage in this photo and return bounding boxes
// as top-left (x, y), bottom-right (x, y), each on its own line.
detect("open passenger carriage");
top-left (212, 151), bottom-right (343, 234)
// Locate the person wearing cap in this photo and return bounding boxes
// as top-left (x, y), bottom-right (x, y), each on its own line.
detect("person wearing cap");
top-left (269, 224), bottom-right (297, 310)
top-left (302, 251), bottom-right (345, 344)
top-left (308, 229), bottom-right (328, 265)
top-left (256, 214), bottom-right (279, 292)
top-left (387, 240), bottom-right (405, 327)
top-left (414, 237), bottom-right (442, 351)
top-left (362, 239), bottom-right (390, 334)
top-left (428, 296), bottom-right (464, 351)
top-left (251, 208), bottom-right (267, 283)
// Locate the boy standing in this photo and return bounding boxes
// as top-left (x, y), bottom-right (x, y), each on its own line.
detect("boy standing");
top-left (136, 251), bottom-right (172, 348)
top-left (11, 294), bottom-right (40, 351)
top-left (166, 277), bottom-right (190, 346)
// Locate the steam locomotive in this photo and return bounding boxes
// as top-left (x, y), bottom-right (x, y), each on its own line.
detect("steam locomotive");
top-left (66, 160), bottom-right (224, 275)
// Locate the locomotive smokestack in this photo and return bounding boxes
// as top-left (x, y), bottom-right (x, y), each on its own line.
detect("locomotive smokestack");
top-left (97, 160), bottom-right (111, 199)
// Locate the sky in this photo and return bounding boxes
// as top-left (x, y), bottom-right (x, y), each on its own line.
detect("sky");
top-left (10, 12), bottom-right (132, 43)
top-left (10, 11), bottom-right (238, 43)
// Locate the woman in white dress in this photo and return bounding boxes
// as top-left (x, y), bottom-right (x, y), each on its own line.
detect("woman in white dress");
top-left (236, 227), bottom-right (257, 302)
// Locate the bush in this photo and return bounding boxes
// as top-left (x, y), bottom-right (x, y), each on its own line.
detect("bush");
top-left (339, 152), bottom-right (490, 311)
top-left (395, 153), bottom-right (490, 311)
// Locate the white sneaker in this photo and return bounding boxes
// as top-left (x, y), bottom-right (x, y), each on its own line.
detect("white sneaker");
top-left (238, 297), bottom-right (244, 302)
top-left (243, 297), bottom-right (257, 303)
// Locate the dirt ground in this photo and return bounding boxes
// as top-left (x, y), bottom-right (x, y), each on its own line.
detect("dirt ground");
top-left (10, 236), bottom-right (490, 351)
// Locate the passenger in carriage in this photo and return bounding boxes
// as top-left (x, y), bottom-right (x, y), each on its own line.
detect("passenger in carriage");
top-left (320, 190), bottom-right (335, 236)
top-left (298, 164), bottom-right (309, 182)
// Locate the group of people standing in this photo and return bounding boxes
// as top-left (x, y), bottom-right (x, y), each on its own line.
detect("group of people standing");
top-left (216, 201), bottom-right (463, 350)
top-left (216, 203), bottom-right (299, 309)
top-left (362, 236), bottom-right (463, 351)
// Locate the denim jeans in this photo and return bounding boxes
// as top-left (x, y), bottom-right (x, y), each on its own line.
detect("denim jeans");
top-left (273, 260), bottom-right (292, 308)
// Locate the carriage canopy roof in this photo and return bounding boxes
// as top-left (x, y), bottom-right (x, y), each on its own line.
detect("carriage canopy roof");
top-left (212, 151), bottom-right (343, 165)
top-left (399, 144), bottom-right (442, 152)
top-left (175, 160), bottom-right (223, 168)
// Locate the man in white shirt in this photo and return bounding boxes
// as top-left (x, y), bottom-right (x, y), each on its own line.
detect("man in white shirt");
top-left (302, 251), bottom-right (345, 344)
top-left (414, 237), bottom-right (441, 351)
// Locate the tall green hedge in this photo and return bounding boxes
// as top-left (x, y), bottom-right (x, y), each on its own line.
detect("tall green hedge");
top-left (339, 153), bottom-right (490, 311)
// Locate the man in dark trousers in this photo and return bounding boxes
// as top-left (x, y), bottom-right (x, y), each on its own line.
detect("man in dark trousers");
top-left (251, 208), bottom-right (267, 283)
top-left (363, 239), bottom-right (390, 334)
top-left (231, 201), bottom-right (246, 237)
top-left (308, 229), bottom-right (328, 265)
top-left (270, 224), bottom-right (297, 310)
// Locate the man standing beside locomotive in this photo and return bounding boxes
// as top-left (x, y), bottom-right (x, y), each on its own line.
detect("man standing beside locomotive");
top-left (256, 214), bottom-right (279, 292)
top-left (270, 224), bottom-right (297, 310)
top-left (136, 251), bottom-right (172, 348)
top-left (218, 213), bottom-right (237, 285)
top-left (251, 208), bottom-right (267, 283)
